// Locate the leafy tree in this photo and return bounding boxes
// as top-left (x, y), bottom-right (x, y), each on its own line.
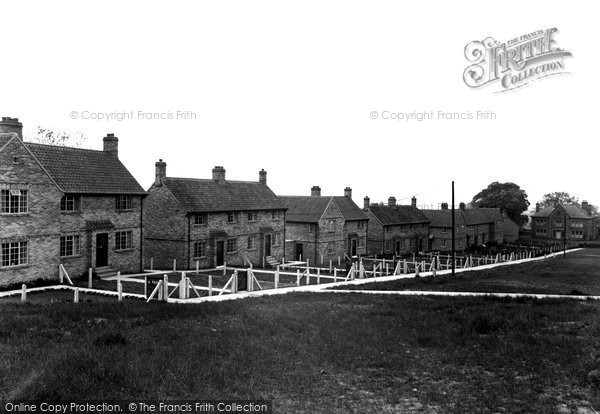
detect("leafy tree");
top-left (25, 125), bottom-right (87, 147)
top-left (471, 181), bottom-right (530, 225)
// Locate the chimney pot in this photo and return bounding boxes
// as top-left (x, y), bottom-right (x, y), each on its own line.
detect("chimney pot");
top-left (388, 196), bottom-right (397, 207)
top-left (459, 202), bottom-right (466, 211)
top-left (344, 187), bottom-right (352, 198)
top-left (0, 117), bottom-right (23, 138)
top-left (364, 196), bottom-right (370, 210)
top-left (411, 196), bottom-right (417, 207)
top-left (535, 202), bottom-right (540, 213)
top-left (441, 202), bottom-right (448, 210)
top-left (103, 133), bottom-right (119, 158)
top-left (311, 186), bottom-right (321, 197)
top-left (155, 159), bottom-right (167, 186)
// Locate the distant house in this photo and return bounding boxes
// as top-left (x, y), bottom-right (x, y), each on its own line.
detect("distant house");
top-left (502, 214), bottom-right (520, 243)
top-left (363, 196), bottom-right (430, 256)
top-left (144, 163), bottom-right (286, 270)
top-left (422, 203), bottom-right (467, 251)
top-left (531, 201), bottom-right (597, 241)
top-left (421, 202), bottom-right (506, 251)
top-left (0, 117), bottom-right (146, 286)
top-left (279, 186), bottom-right (369, 264)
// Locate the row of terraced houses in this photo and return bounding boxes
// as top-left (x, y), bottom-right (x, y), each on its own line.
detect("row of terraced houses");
top-left (1, 118), bottom-right (597, 286)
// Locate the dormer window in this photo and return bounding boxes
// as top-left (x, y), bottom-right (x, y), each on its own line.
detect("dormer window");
top-left (60, 195), bottom-right (80, 211)
top-left (116, 195), bottom-right (133, 211)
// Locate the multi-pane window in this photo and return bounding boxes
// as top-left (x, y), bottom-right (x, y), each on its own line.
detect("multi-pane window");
top-left (1, 241), bottom-right (28, 267)
top-left (226, 238), bottom-right (237, 253)
top-left (227, 212), bottom-right (238, 223)
top-left (327, 220), bottom-right (336, 232)
top-left (270, 211), bottom-right (278, 220)
top-left (116, 195), bottom-right (133, 210)
top-left (441, 227), bottom-right (447, 233)
top-left (60, 235), bottom-right (81, 257)
top-left (272, 233), bottom-right (280, 246)
top-left (410, 238), bottom-right (415, 247)
top-left (327, 242), bottom-right (335, 255)
top-left (60, 195), bottom-right (80, 211)
top-left (1, 189), bottom-right (28, 214)
top-left (115, 231), bottom-right (133, 250)
top-left (247, 235), bottom-right (257, 250)
top-left (194, 213), bottom-right (207, 225)
top-left (193, 241), bottom-right (206, 258)
top-left (384, 241), bottom-right (392, 251)
top-left (357, 221), bottom-right (365, 229)
top-left (247, 212), bottom-right (257, 222)
top-left (441, 240), bottom-right (446, 247)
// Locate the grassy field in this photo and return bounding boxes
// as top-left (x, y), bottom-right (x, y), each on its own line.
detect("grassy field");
top-left (2, 291), bottom-right (600, 413)
top-left (338, 249), bottom-right (600, 296)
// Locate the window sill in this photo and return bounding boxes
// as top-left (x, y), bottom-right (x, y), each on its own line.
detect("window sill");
top-left (60, 210), bottom-right (81, 214)
top-left (115, 248), bottom-right (135, 253)
top-left (0, 264), bottom-right (29, 271)
top-left (60, 254), bottom-right (82, 259)
top-left (116, 209), bottom-right (134, 213)
top-left (193, 256), bottom-right (207, 260)
top-left (192, 224), bottom-right (207, 227)
top-left (0, 213), bottom-right (30, 217)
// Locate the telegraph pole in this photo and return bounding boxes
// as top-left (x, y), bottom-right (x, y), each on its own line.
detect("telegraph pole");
top-left (451, 181), bottom-right (455, 276)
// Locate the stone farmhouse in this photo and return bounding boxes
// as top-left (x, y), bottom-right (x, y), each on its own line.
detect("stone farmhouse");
top-left (531, 201), bottom-right (598, 241)
top-left (144, 162), bottom-right (286, 270)
top-left (363, 196), bottom-right (430, 256)
top-left (421, 205), bottom-right (467, 251)
top-left (0, 117), bottom-right (146, 286)
top-left (279, 186), bottom-right (369, 264)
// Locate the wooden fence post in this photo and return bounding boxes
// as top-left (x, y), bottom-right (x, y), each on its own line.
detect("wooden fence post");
top-left (116, 271), bottom-right (121, 291)
top-left (223, 262), bottom-right (227, 276)
top-left (163, 274), bottom-right (169, 301)
top-left (21, 284), bottom-right (27, 303)
top-left (334, 268), bottom-right (338, 282)
top-left (150, 257), bottom-right (154, 271)
top-left (296, 269), bottom-right (300, 286)
top-left (275, 266), bottom-right (280, 289)
top-left (88, 268), bottom-right (93, 289)
top-left (117, 283), bottom-right (123, 302)
top-left (74, 287), bottom-right (79, 303)
top-left (196, 260), bottom-right (199, 274)
top-left (173, 259), bottom-right (176, 273)
top-left (317, 268), bottom-right (321, 284)
top-left (208, 275), bottom-right (213, 296)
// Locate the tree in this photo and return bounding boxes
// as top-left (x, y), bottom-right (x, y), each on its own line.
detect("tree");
top-left (471, 181), bottom-right (530, 225)
top-left (25, 125), bottom-right (87, 147)
top-left (539, 192), bottom-right (598, 215)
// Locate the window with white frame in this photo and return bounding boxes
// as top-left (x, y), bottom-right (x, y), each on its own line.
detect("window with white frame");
top-left (385, 241), bottom-right (392, 251)
top-left (226, 238), bottom-right (237, 253)
top-left (60, 195), bottom-right (80, 211)
top-left (247, 235), bottom-right (257, 250)
top-left (1, 241), bottom-right (28, 267)
top-left (327, 220), bottom-right (336, 232)
top-left (272, 233), bottom-right (280, 246)
top-left (115, 231), bottom-right (133, 250)
top-left (1, 189), bottom-right (28, 214)
top-left (60, 235), bottom-right (81, 257)
top-left (116, 195), bottom-right (133, 211)
top-left (227, 212), bottom-right (238, 223)
top-left (441, 227), bottom-right (447, 234)
top-left (247, 212), bottom-right (257, 222)
top-left (441, 239), bottom-right (446, 247)
top-left (193, 240), bottom-right (206, 258)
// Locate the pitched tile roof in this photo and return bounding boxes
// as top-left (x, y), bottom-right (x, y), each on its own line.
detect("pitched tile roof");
top-left (421, 209), bottom-right (466, 227)
top-left (0, 133), bottom-right (16, 151)
top-left (368, 204), bottom-right (430, 225)
top-left (461, 208), bottom-right (502, 225)
top-left (24, 142), bottom-right (145, 195)
top-left (279, 196), bottom-right (368, 223)
top-left (532, 204), bottom-right (594, 219)
top-left (161, 178), bottom-right (285, 213)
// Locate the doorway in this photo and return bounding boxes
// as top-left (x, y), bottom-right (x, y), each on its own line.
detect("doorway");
top-left (350, 238), bottom-right (357, 256)
top-left (216, 240), bottom-right (225, 266)
top-left (265, 234), bottom-right (272, 257)
top-left (96, 233), bottom-right (109, 267)
top-left (295, 243), bottom-right (303, 261)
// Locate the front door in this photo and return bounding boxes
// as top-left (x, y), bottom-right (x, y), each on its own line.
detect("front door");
top-left (295, 243), bottom-right (303, 261)
top-left (216, 240), bottom-right (225, 266)
top-left (265, 234), bottom-right (272, 257)
top-left (396, 241), bottom-right (401, 255)
top-left (350, 239), bottom-right (357, 256)
top-left (96, 233), bottom-right (109, 267)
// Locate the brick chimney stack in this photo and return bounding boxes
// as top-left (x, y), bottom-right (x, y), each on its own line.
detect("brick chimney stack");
top-left (155, 159), bottom-right (166, 186)
top-left (411, 196), bottom-right (417, 207)
top-left (212, 166), bottom-right (226, 184)
top-left (344, 187), bottom-right (352, 198)
top-left (0, 117), bottom-right (23, 138)
top-left (535, 202), bottom-right (541, 213)
top-left (364, 196), bottom-right (370, 210)
top-left (441, 202), bottom-right (448, 210)
top-left (311, 186), bottom-right (321, 197)
top-left (388, 196), bottom-right (396, 207)
top-left (459, 202), bottom-right (466, 211)
top-left (103, 133), bottom-right (119, 158)
top-left (259, 169), bottom-right (267, 185)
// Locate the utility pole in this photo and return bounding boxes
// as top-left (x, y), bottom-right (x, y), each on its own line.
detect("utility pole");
top-left (563, 211), bottom-right (567, 258)
top-left (451, 181), bottom-right (455, 276)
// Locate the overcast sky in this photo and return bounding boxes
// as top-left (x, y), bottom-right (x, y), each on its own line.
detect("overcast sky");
top-left (2, 1), bottom-right (597, 210)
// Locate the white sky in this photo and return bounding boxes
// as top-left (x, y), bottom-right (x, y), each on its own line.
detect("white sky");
top-left (2, 1), bottom-right (598, 210)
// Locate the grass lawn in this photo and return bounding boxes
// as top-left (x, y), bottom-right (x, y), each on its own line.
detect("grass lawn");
top-left (337, 249), bottom-right (600, 296)
top-left (2, 291), bottom-right (600, 413)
